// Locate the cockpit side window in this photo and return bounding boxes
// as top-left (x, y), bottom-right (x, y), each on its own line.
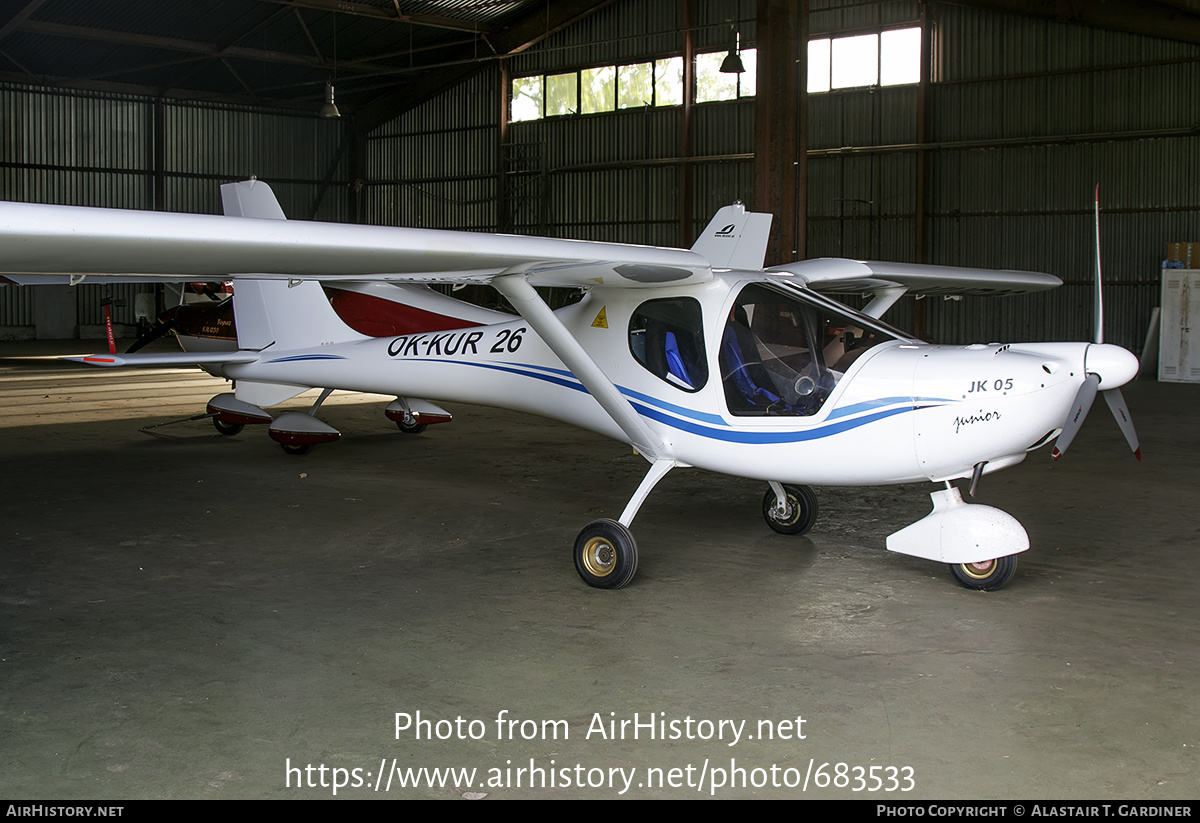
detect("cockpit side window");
top-left (629, 297), bottom-right (708, 391)
top-left (720, 283), bottom-right (895, 416)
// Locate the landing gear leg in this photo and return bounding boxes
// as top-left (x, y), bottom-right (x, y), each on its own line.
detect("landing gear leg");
top-left (573, 458), bottom-right (674, 589)
top-left (308, 388), bottom-right (334, 415)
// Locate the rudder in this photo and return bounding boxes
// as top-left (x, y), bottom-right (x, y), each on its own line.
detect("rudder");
top-left (690, 203), bottom-right (773, 270)
top-left (219, 179), bottom-right (364, 352)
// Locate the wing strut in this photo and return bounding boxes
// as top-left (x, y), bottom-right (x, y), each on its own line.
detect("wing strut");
top-left (493, 273), bottom-right (671, 463)
top-left (861, 286), bottom-right (908, 319)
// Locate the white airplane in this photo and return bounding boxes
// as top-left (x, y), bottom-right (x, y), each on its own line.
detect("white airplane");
top-left (0, 180), bottom-right (1141, 592)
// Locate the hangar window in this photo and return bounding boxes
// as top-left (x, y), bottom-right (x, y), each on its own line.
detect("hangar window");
top-left (617, 61), bottom-right (653, 109)
top-left (511, 75), bottom-right (543, 122)
top-left (546, 72), bottom-right (578, 117)
top-left (508, 51), bottom-right (739, 121)
top-left (513, 58), bottom-right (686, 120)
top-left (808, 27), bottom-right (921, 93)
top-left (653, 57), bottom-right (684, 106)
top-left (695, 48), bottom-right (757, 102)
top-left (629, 297), bottom-right (708, 392)
top-left (581, 65), bottom-right (616, 113)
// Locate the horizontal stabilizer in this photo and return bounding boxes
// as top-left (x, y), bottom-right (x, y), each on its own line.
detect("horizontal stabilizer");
top-left (65, 351), bottom-right (260, 368)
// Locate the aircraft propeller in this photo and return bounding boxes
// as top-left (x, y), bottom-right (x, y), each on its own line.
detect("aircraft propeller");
top-left (1051, 369), bottom-right (1141, 461)
top-left (1051, 186), bottom-right (1142, 462)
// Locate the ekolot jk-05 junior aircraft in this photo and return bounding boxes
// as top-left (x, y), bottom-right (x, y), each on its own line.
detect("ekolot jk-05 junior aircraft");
top-left (0, 179), bottom-right (1141, 591)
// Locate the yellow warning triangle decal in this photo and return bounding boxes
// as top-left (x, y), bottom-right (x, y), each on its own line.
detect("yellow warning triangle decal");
top-left (591, 307), bottom-right (608, 329)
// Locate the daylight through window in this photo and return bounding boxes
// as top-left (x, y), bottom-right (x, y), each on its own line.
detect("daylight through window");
top-left (509, 49), bottom-right (752, 121)
top-left (808, 26), bottom-right (921, 93)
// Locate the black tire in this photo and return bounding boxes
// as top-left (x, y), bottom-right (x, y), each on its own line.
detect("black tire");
top-left (396, 419), bottom-right (427, 434)
top-left (762, 484), bottom-right (818, 535)
top-left (573, 519), bottom-right (639, 589)
top-left (212, 418), bottom-right (244, 436)
top-left (949, 555), bottom-right (1018, 591)
top-left (281, 443), bottom-right (312, 456)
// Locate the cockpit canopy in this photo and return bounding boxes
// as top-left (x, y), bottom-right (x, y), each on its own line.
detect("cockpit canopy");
top-left (628, 282), bottom-right (903, 416)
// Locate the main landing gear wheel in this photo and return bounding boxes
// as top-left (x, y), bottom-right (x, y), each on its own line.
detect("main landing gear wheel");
top-left (573, 519), bottom-right (639, 589)
top-left (280, 443), bottom-right (312, 456)
top-left (396, 419), bottom-right (427, 435)
top-left (762, 484), bottom-right (819, 535)
top-left (212, 418), bottom-right (244, 436)
top-left (950, 555), bottom-right (1018, 591)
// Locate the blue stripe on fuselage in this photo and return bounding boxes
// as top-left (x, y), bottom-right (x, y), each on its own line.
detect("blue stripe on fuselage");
top-left (389, 357), bottom-right (941, 444)
top-left (265, 354), bottom-right (347, 363)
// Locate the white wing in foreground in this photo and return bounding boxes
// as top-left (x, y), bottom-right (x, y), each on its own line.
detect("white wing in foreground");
top-left (0, 200), bottom-right (711, 290)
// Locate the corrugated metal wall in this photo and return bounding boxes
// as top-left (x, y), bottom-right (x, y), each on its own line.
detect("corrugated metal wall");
top-left (364, 0), bottom-right (759, 247)
top-left (365, 70), bottom-right (498, 231)
top-left (5, 1), bottom-right (1198, 350)
top-left (0, 83), bottom-right (347, 336)
top-left (807, 1), bottom-right (1200, 350)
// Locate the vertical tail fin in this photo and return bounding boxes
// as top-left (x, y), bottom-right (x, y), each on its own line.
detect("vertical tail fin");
top-left (690, 203), bottom-right (773, 270)
top-left (219, 179), bottom-right (364, 351)
top-left (221, 178), bottom-right (287, 220)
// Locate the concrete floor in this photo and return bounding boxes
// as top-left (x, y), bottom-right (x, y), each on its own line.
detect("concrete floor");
top-left (1, 343), bottom-right (1197, 800)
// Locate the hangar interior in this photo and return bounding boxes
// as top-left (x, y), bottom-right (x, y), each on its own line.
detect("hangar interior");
top-left (3, 0), bottom-right (1197, 348)
top-left (1, 0), bottom-right (1198, 801)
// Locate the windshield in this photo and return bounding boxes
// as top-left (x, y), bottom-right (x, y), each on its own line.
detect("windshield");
top-left (720, 283), bottom-right (899, 416)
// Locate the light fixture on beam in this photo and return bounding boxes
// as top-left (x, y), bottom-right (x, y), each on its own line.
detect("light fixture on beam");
top-left (720, 26), bottom-right (744, 74)
top-left (320, 81), bottom-right (341, 119)
top-left (320, 13), bottom-right (341, 119)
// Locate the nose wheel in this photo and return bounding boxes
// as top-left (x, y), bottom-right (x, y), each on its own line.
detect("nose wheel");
top-left (949, 555), bottom-right (1018, 591)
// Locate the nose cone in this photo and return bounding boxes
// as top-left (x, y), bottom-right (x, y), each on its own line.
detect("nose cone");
top-left (1085, 343), bottom-right (1139, 389)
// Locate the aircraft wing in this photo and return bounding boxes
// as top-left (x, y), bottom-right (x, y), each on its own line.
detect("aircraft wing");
top-left (1, 274), bottom-right (177, 285)
top-left (774, 258), bottom-right (1062, 296)
top-left (0, 201), bottom-right (712, 289)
